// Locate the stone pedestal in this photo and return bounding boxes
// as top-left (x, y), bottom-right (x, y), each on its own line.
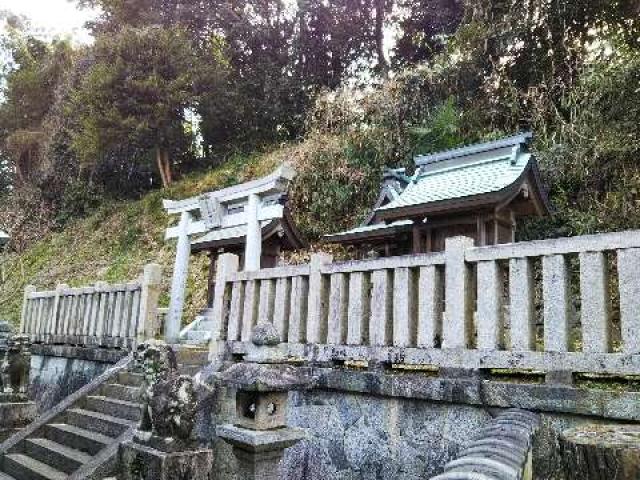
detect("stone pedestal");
top-left (120, 434), bottom-right (213, 480)
top-left (217, 425), bottom-right (305, 480)
top-left (0, 393), bottom-right (36, 442)
top-left (560, 425), bottom-right (640, 480)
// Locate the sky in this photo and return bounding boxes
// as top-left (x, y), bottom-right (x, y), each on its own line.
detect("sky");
top-left (0, 0), bottom-right (100, 44)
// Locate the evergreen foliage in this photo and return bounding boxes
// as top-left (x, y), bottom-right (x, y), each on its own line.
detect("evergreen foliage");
top-left (0, 0), bottom-right (639, 252)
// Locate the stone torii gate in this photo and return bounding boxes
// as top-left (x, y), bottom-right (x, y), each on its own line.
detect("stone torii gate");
top-left (162, 165), bottom-right (296, 343)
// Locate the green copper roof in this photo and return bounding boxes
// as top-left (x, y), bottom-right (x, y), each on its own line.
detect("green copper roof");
top-left (323, 220), bottom-right (413, 241)
top-left (323, 133), bottom-right (549, 244)
top-left (377, 136), bottom-right (533, 212)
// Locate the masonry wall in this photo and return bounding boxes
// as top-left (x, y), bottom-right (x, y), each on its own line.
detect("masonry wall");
top-left (28, 345), bottom-right (126, 412)
top-left (284, 392), bottom-right (624, 480)
top-left (199, 364), bottom-right (640, 480)
top-left (283, 390), bottom-right (492, 480)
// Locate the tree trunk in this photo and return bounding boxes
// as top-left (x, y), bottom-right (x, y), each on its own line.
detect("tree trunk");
top-left (156, 147), bottom-right (168, 188)
top-left (559, 425), bottom-right (640, 480)
top-left (162, 149), bottom-right (173, 186)
top-left (374, 0), bottom-right (390, 77)
top-left (297, 0), bottom-right (307, 72)
top-left (155, 147), bottom-right (173, 188)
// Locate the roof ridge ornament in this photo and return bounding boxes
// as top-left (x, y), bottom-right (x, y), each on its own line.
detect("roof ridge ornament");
top-left (510, 144), bottom-right (522, 165)
top-left (414, 132), bottom-right (533, 167)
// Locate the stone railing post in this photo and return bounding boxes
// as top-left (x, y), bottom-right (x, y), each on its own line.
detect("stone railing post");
top-left (208, 253), bottom-right (239, 360)
top-left (94, 281), bottom-right (108, 346)
top-left (49, 284), bottom-right (67, 344)
top-left (443, 236), bottom-right (474, 349)
top-left (19, 285), bottom-right (36, 335)
top-left (137, 263), bottom-right (162, 345)
top-left (306, 252), bottom-right (333, 344)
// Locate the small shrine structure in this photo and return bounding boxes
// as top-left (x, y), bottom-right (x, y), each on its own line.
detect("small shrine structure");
top-left (324, 132), bottom-right (550, 256)
top-left (163, 165), bottom-right (306, 343)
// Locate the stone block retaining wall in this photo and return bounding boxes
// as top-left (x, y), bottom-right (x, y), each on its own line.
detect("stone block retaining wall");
top-left (28, 344), bottom-right (125, 412)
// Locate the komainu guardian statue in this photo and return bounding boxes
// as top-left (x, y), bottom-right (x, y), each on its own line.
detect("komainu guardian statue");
top-left (134, 341), bottom-right (197, 441)
top-left (1, 334), bottom-right (31, 394)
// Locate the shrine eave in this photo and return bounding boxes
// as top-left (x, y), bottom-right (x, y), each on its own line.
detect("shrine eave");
top-left (190, 210), bottom-right (307, 253)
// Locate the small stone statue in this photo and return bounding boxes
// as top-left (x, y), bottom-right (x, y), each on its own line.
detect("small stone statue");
top-left (1, 334), bottom-right (31, 394)
top-left (135, 341), bottom-right (197, 441)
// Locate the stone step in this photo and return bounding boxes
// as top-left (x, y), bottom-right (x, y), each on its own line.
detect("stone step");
top-left (45, 423), bottom-right (111, 456)
top-left (25, 437), bottom-right (92, 474)
top-left (3, 453), bottom-right (66, 480)
top-left (85, 396), bottom-right (142, 422)
top-left (117, 371), bottom-right (144, 387)
top-left (178, 364), bottom-right (202, 377)
top-left (185, 331), bottom-right (211, 343)
top-left (67, 408), bottom-right (135, 438)
top-left (101, 383), bottom-right (141, 403)
top-left (180, 338), bottom-right (209, 347)
top-left (194, 319), bottom-right (214, 330)
top-left (174, 347), bottom-right (209, 366)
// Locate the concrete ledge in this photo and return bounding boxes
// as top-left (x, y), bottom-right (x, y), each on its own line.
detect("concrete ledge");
top-left (227, 341), bottom-right (640, 376)
top-left (30, 344), bottom-right (127, 363)
top-left (217, 424), bottom-right (306, 453)
top-left (314, 368), bottom-right (640, 421)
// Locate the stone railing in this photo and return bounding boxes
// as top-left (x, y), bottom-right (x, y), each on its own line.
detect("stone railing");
top-left (20, 264), bottom-right (161, 349)
top-left (210, 230), bottom-right (640, 378)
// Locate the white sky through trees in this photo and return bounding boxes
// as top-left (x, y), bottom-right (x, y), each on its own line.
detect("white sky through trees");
top-left (0, 0), bottom-right (99, 44)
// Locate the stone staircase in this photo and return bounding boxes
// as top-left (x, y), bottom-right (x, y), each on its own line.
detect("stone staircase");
top-left (179, 309), bottom-right (214, 346)
top-left (0, 347), bottom-right (209, 480)
top-left (0, 366), bottom-right (142, 480)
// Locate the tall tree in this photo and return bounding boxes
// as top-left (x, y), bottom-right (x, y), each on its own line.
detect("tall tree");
top-left (71, 25), bottom-right (204, 187)
top-left (393, 0), bottom-right (464, 66)
top-left (0, 19), bottom-right (74, 185)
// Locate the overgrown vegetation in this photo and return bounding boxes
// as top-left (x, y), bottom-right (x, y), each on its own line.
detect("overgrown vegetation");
top-left (1, 0), bottom-right (640, 324)
top-left (0, 150), bottom-right (282, 324)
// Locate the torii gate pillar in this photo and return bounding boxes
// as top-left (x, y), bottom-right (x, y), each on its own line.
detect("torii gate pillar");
top-left (244, 193), bottom-right (261, 271)
top-left (166, 211), bottom-right (192, 343)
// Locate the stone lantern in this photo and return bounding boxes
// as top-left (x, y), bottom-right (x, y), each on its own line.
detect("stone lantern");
top-left (216, 325), bottom-right (312, 480)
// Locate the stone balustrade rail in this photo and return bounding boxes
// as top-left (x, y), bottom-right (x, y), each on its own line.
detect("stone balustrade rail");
top-left (20, 264), bottom-right (161, 348)
top-left (210, 230), bottom-right (640, 377)
top-left (429, 409), bottom-right (539, 480)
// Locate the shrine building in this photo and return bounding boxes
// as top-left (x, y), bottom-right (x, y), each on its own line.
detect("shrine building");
top-left (323, 132), bottom-right (550, 256)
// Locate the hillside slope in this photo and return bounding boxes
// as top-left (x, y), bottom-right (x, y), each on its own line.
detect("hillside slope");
top-left (0, 151), bottom-right (286, 327)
